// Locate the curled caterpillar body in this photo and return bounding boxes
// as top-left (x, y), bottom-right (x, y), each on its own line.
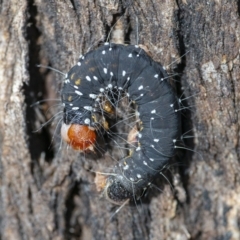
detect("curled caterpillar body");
top-left (61, 43), bottom-right (181, 204)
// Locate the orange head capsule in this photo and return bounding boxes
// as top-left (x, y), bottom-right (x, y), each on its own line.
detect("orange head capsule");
top-left (61, 123), bottom-right (96, 151)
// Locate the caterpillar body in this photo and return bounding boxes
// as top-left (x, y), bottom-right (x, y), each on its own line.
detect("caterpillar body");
top-left (61, 43), bottom-right (181, 205)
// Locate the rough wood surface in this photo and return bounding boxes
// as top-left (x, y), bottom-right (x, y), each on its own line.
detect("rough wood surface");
top-left (0, 0), bottom-right (239, 239)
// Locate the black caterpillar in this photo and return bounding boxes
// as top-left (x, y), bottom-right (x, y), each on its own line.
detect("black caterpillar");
top-left (60, 43), bottom-right (181, 205)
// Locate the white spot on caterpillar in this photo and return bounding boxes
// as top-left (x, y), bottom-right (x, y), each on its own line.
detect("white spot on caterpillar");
top-left (122, 70), bottom-right (126, 76)
top-left (72, 107), bottom-right (79, 110)
top-left (154, 74), bottom-right (158, 78)
top-left (138, 85), bottom-right (143, 90)
top-left (149, 158), bottom-right (154, 162)
top-left (110, 72), bottom-right (113, 76)
top-left (100, 88), bottom-right (104, 92)
top-left (128, 53), bottom-right (132, 58)
top-left (74, 85), bottom-right (78, 89)
top-left (154, 139), bottom-right (159, 142)
top-left (136, 147), bottom-right (141, 151)
top-left (130, 177), bottom-right (134, 181)
top-left (102, 50), bottom-right (106, 54)
top-left (75, 90), bottom-right (83, 96)
top-left (77, 62), bottom-right (81, 66)
top-left (86, 76), bottom-right (91, 81)
top-left (103, 68), bottom-right (107, 74)
top-left (143, 161), bottom-right (148, 165)
top-left (137, 174), bottom-right (142, 178)
top-left (84, 106), bottom-right (92, 111)
top-left (93, 76), bottom-right (98, 80)
top-left (151, 109), bottom-right (156, 114)
top-left (123, 165), bottom-right (129, 170)
top-left (89, 94), bottom-right (97, 99)
top-left (84, 118), bottom-right (90, 124)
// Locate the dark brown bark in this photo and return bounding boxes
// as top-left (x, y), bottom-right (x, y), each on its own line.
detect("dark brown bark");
top-left (0, 0), bottom-right (239, 239)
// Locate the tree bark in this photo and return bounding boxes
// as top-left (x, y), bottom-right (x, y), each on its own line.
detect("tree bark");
top-left (0, 0), bottom-right (239, 239)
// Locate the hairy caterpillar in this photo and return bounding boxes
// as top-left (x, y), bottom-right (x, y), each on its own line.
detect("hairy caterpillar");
top-left (60, 43), bottom-right (181, 205)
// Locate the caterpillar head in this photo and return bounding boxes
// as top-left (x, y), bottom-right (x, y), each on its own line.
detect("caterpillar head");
top-left (61, 123), bottom-right (96, 152)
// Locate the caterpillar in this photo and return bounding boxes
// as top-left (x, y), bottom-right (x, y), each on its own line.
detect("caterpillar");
top-left (60, 43), bottom-right (181, 205)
